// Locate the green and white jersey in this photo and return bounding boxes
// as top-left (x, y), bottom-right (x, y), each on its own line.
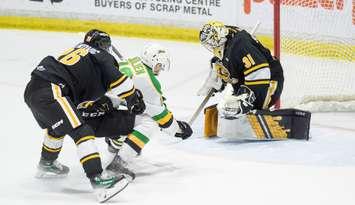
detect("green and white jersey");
top-left (119, 57), bottom-right (179, 135)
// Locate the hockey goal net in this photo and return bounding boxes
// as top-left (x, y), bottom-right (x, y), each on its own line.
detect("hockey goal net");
top-left (273, 0), bottom-right (355, 112)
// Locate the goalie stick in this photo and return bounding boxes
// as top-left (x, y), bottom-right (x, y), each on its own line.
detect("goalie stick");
top-left (188, 21), bottom-right (261, 125)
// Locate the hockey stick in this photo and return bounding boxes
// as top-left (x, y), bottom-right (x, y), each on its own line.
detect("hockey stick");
top-left (188, 88), bottom-right (215, 125)
top-left (188, 21), bottom-right (261, 126)
top-left (112, 45), bottom-right (125, 61)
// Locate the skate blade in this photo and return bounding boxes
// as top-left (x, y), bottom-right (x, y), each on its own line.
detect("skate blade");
top-left (96, 177), bottom-right (130, 203)
top-left (122, 173), bottom-right (135, 182)
top-left (35, 170), bottom-right (68, 179)
top-left (106, 169), bottom-right (135, 182)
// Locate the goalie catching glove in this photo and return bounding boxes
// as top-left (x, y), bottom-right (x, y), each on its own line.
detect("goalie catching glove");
top-left (175, 121), bottom-right (193, 140)
top-left (217, 85), bottom-right (256, 119)
top-left (77, 96), bottom-right (114, 118)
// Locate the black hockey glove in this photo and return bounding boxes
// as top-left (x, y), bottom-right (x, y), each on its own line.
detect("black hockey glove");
top-left (77, 96), bottom-right (113, 118)
top-left (175, 121), bottom-right (193, 140)
top-left (125, 89), bottom-right (146, 115)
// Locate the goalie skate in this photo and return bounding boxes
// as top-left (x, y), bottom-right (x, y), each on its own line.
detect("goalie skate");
top-left (35, 159), bottom-right (70, 178)
top-left (91, 172), bottom-right (130, 203)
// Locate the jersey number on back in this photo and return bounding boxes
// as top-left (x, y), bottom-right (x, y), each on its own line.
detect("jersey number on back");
top-left (58, 48), bottom-right (89, 66)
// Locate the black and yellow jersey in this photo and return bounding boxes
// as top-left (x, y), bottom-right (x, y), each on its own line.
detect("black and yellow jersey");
top-left (219, 28), bottom-right (284, 109)
top-left (31, 43), bottom-right (133, 105)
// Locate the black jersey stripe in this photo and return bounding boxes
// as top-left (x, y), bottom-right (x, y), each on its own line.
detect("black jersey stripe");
top-left (158, 115), bottom-right (173, 128)
top-left (124, 137), bottom-right (142, 154)
top-left (46, 129), bottom-right (64, 140)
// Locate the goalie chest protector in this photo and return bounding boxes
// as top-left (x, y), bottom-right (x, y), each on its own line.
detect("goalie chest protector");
top-left (204, 105), bottom-right (311, 140)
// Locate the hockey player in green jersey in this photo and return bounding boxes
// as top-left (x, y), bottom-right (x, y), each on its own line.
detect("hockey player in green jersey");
top-left (117, 43), bottom-right (192, 139)
top-left (88, 43), bottom-right (193, 179)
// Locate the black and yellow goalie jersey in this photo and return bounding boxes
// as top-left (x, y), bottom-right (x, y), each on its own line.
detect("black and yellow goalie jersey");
top-left (218, 28), bottom-right (284, 110)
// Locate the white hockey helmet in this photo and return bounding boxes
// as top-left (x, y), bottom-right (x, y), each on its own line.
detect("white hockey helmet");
top-left (199, 21), bottom-right (229, 59)
top-left (141, 43), bottom-right (171, 75)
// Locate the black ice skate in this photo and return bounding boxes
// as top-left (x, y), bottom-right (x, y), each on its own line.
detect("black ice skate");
top-left (35, 158), bottom-right (70, 178)
top-left (106, 154), bottom-right (135, 181)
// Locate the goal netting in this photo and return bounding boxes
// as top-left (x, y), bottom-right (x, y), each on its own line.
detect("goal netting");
top-left (275, 0), bottom-right (355, 112)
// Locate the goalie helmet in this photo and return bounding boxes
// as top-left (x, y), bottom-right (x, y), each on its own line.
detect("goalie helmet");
top-left (84, 29), bottom-right (111, 52)
top-left (141, 43), bottom-right (171, 75)
top-left (199, 21), bottom-right (229, 59)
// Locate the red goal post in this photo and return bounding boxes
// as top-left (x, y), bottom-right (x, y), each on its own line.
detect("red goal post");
top-left (274, 0), bottom-right (281, 59)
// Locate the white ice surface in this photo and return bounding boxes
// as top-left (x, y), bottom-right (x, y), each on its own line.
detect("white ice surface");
top-left (1, 29), bottom-right (355, 205)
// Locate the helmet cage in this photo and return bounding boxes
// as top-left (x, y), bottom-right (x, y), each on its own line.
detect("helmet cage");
top-left (141, 44), bottom-right (171, 75)
top-left (151, 51), bottom-right (170, 75)
top-left (200, 22), bottom-right (228, 59)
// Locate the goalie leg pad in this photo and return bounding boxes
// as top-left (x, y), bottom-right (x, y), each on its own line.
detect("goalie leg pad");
top-left (217, 108), bottom-right (311, 140)
top-left (204, 104), bottom-right (218, 138)
top-left (254, 109), bottom-right (311, 140)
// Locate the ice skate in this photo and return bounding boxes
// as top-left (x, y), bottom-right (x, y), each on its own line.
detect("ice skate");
top-left (106, 154), bottom-right (135, 181)
top-left (35, 158), bottom-right (70, 178)
top-left (90, 171), bottom-right (129, 203)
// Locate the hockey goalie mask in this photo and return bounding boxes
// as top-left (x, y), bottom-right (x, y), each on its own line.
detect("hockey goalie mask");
top-left (200, 21), bottom-right (229, 60)
top-left (84, 29), bottom-right (112, 52)
top-left (141, 43), bottom-right (171, 75)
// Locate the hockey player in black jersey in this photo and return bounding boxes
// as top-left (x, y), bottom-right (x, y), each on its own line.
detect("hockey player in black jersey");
top-left (24, 29), bottom-right (145, 202)
top-left (198, 21), bottom-right (284, 118)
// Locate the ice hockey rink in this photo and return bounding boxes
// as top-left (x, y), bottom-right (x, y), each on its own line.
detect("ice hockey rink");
top-left (1, 29), bottom-right (355, 205)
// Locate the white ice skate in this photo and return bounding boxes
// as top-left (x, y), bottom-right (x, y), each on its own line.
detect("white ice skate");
top-left (90, 171), bottom-right (130, 203)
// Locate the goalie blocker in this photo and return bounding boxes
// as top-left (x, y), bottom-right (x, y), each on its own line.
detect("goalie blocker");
top-left (204, 104), bottom-right (311, 140)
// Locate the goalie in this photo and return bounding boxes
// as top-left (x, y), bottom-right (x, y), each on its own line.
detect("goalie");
top-left (198, 21), bottom-right (310, 140)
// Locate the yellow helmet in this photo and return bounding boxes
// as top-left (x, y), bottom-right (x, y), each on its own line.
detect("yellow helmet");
top-left (199, 21), bottom-right (229, 59)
